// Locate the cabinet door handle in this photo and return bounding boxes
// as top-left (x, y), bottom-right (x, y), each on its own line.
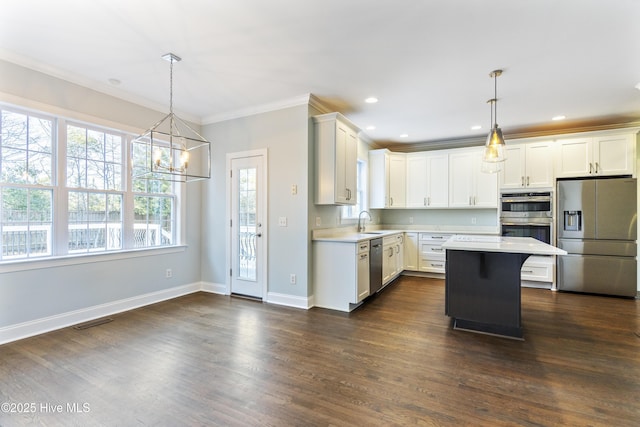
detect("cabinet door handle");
top-left (526, 176), bottom-right (530, 186)
top-left (431, 263), bottom-right (444, 267)
top-left (595, 162), bottom-right (599, 173)
top-left (424, 197), bottom-right (427, 206)
top-left (589, 163), bottom-right (593, 174)
top-left (428, 197), bottom-right (431, 206)
top-left (521, 176), bottom-right (525, 186)
top-left (390, 197), bottom-right (393, 206)
top-left (469, 196), bottom-right (472, 205)
top-left (522, 270), bottom-right (534, 274)
top-left (431, 247), bottom-right (443, 252)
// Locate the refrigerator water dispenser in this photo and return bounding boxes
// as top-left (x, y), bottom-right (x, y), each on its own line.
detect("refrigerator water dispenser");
top-left (564, 211), bottom-right (581, 231)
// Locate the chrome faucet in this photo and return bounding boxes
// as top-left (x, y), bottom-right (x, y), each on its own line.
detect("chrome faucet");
top-left (357, 210), bottom-right (372, 233)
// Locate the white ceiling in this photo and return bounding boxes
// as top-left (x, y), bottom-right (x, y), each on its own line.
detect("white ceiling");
top-left (1, 0), bottom-right (640, 145)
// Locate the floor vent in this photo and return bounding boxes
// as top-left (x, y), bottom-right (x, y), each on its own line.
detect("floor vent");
top-left (73, 318), bottom-right (114, 330)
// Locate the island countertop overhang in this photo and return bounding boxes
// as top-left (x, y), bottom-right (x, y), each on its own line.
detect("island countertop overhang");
top-left (442, 235), bottom-right (567, 256)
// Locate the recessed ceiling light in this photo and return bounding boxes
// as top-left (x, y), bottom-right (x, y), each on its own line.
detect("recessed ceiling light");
top-left (365, 97), bottom-right (378, 104)
top-left (108, 78), bottom-right (121, 86)
top-left (366, 125), bottom-right (376, 130)
top-left (399, 133), bottom-right (409, 138)
top-left (552, 115), bottom-right (566, 121)
top-left (471, 125), bottom-right (482, 130)
top-left (635, 82), bottom-right (640, 91)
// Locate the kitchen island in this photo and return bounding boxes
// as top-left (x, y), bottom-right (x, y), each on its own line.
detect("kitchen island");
top-left (442, 235), bottom-right (566, 339)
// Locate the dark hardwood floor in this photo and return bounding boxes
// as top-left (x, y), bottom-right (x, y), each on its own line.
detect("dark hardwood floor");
top-left (1, 276), bottom-right (639, 426)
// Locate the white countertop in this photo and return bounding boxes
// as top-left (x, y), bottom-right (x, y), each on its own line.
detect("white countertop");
top-left (442, 235), bottom-right (567, 256)
top-left (312, 226), bottom-right (499, 243)
top-left (312, 229), bottom-right (403, 243)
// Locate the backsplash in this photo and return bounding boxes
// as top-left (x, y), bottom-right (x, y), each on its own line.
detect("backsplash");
top-left (380, 208), bottom-right (498, 227)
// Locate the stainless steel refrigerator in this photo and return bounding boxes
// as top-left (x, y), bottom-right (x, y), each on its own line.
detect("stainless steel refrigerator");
top-left (557, 177), bottom-right (637, 297)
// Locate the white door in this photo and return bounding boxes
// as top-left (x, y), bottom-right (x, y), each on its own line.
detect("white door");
top-left (229, 153), bottom-right (266, 299)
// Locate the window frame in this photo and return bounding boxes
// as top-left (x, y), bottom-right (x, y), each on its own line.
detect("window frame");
top-left (341, 158), bottom-right (368, 221)
top-left (0, 103), bottom-right (186, 271)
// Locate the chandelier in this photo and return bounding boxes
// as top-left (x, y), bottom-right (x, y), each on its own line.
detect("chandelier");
top-left (132, 53), bottom-right (211, 182)
top-left (481, 69), bottom-right (506, 173)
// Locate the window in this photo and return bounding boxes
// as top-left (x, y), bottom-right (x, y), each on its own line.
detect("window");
top-left (0, 109), bottom-right (54, 260)
top-left (342, 159), bottom-right (367, 219)
top-left (66, 123), bottom-right (124, 253)
top-left (0, 104), bottom-right (179, 263)
top-left (132, 144), bottom-right (176, 248)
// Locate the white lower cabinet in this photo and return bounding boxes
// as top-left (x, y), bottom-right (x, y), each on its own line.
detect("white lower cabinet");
top-left (313, 240), bottom-right (370, 312)
top-left (418, 233), bottom-right (452, 273)
top-left (382, 234), bottom-right (403, 285)
top-left (521, 255), bottom-right (555, 286)
top-left (404, 232), bottom-right (419, 271)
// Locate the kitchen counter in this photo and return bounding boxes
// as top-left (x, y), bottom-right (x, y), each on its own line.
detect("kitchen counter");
top-left (312, 229), bottom-right (403, 243)
top-left (312, 226), bottom-right (499, 243)
top-left (443, 236), bottom-right (565, 340)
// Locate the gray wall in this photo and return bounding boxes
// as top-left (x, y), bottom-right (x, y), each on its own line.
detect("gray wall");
top-left (0, 60), bottom-right (203, 328)
top-left (200, 104), bottom-right (313, 298)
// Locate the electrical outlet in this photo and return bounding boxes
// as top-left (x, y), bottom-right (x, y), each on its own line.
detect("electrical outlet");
top-left (291, 184), bottom-right (297, 195)
top-left (165, 268), bottom-right (172, 278)
top-left (290, 274), bottom-right (296, 284)
top-left (471, 217), bottom-right (477, 225)
top-left (279, 217), bottom-right (287, 227)
top-left (409, 216), bottom-right (414, 224)
top-left (315, 217), bottom-right (321, 226)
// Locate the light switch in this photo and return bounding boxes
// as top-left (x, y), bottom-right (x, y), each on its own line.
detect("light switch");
top-left (279, 217), bottom-right (287, 227)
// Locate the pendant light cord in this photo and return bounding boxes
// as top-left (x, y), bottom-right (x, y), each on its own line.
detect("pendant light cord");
top-left (493, 72), bottom-right (498, 127)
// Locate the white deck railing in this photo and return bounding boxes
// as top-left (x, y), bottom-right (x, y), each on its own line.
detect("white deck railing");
top-left (1, 224), bottom-right (172, 259)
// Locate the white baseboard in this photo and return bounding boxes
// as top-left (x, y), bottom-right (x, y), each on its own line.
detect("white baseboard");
top-left (267, 292), bottom-right (313, 309)
top-left (0, 282), bottom-right (201, 345)
top-left (0, 282), bottom-right (312, 345)
top-left (200, 281), bottom-right (227, 295)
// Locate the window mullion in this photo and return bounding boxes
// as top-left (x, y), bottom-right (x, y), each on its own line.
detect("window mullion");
top-left (122, 136), bottom-right (135, 249)
top-left (54, 118), bottom-right (68, 256)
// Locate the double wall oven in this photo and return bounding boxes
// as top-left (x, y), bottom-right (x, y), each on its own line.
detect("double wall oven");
top-left (500, 192), bottom-right (553, 244)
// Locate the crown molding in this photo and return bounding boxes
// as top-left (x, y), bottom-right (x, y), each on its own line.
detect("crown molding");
top-left (379, 118), bottom-right (640, 152)
top-left (202, 94), bottom-right (315, 124)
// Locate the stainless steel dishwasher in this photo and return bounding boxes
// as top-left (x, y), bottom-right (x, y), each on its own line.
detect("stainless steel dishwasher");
top-left (369, 238), bottom-right (383, 294)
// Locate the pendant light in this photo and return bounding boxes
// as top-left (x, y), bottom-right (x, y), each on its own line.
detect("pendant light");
top-left (132, 53), bottom-right (211, 182)
top-left (482, 69), bottom-right (506, 173)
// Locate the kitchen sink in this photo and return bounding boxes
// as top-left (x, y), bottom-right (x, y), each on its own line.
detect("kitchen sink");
top-left (361, 232), bottom-right (383, 234)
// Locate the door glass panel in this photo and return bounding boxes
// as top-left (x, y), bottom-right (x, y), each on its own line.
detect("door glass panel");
top-left (237, 167), bottom-right (257, 281)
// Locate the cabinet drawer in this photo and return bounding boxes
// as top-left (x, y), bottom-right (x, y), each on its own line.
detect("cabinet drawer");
top-left (521, 261), bottom-right (553, 282)
top-left (357, 241), bottom-right (370, 254)
top-left (420, 243), bottom-right (445, 259)
top-left (419, 258), bottom-right (446, 273)
top-left (419, 233), bottom-right (452, 242)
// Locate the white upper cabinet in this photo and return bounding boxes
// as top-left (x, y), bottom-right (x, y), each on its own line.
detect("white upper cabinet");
top-left (370, 149), bottom-right (406, 208)
top-left (555, 133), bottom-right (635, 178)
top-left (406, 152), bottom-right (449, 208)
top-left (314, 113), bottom-right (359, 205)
top-left (449, 148), bottom-right (498, 208)
top-left (501, 141), bottom-right (554, 189)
